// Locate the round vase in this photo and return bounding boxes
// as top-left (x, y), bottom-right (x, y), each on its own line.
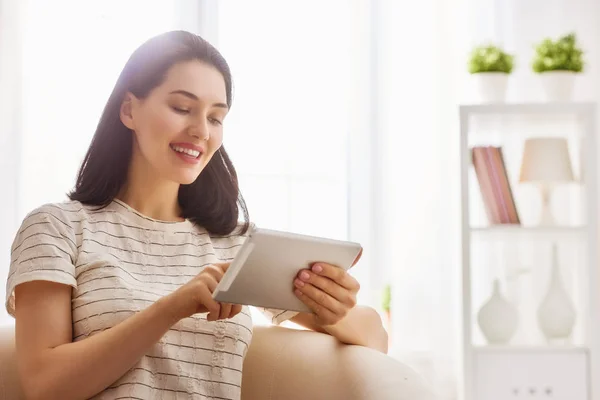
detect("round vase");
top-left (477, 279), bottom-right (519, 344)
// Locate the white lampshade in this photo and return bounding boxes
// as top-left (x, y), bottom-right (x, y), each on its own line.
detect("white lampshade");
top-left (519, 137), bottom-right (575, 184)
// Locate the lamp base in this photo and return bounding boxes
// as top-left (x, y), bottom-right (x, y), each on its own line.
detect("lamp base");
top-left (536, 184), bottom-right (556, 227)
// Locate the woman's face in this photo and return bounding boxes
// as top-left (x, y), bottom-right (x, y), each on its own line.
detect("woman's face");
top-left (121, 60), bottom-right (228, 185)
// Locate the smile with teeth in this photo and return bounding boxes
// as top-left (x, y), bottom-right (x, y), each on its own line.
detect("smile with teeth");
top-left (170, 144), bottom-right (201, 159)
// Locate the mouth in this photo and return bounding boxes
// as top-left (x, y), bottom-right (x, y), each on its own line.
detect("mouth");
top-left (170, 144), bottom-right (202, 160)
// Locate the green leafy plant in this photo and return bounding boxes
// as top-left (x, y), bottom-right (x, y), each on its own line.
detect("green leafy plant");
top-left (381, 284), bottom-right (391, 312)
top-left (532, 32), bottom-right (584, 73)
top-left (468, 44), bottom-right (514, 74)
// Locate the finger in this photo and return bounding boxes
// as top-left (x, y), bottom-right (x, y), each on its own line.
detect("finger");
top-left (310, 263), bottom-right (360, 292)
top-left (294, 287), bottom-right (339, 326)
top-left (229, 304), bottom-right (242, 318)
top-left (219, 303), bottom-right (232, 320)
top-left (197, 284), bottom-right (221, 320)
top-left (213, 262), bottom-right (231, 273)
top-left (296, 270), bottom-right (353, 306)
top-left (294, 280), bottom-right (345, 316)
top-left (201, 274), bottom-right (219, 292)
top-left (203, 266), bottom-right (224, 283)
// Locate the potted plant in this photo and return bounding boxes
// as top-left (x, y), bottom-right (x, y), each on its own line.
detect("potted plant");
top-left (532, 32), bottom-right (584, 101)
top-left (468, 43), bottom-right (514, 102)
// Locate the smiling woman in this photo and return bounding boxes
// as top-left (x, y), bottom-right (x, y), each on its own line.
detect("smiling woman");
top-left (4, 29), bottom-right (387, 400)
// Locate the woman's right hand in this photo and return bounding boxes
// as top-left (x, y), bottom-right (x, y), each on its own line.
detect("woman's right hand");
top-left (165, 263), bottom-right (242, 322)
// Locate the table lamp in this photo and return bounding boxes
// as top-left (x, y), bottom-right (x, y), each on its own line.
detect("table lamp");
top-left (518, 137), bottom-right (575, 226)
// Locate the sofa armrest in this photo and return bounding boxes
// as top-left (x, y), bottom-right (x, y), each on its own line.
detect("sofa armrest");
top-left (242, 326), bottom-right (436, 400)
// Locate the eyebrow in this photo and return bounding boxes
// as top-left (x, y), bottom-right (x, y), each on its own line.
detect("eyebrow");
top-left (169, 90), bottom-right (228, 109)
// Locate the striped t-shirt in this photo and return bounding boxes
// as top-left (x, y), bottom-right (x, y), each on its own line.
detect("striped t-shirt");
top-left (5, 199), bottom-right (298, 399)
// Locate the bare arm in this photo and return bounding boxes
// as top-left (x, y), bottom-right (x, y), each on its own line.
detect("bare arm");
top-left (15, 281), bottom-right (178, 400)
top-left (291, 306), bottom-right (389, 353)
top-left (14, 264), bottom-right (237, 400)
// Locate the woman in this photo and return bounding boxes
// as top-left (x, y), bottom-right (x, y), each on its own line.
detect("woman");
top-left (5, 31), bottom-right (388, 400)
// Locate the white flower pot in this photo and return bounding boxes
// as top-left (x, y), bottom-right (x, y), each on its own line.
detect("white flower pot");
top-left (540, 71), bottom-right (576, 101)
top-left (472, 72), bottom-right (509, 103)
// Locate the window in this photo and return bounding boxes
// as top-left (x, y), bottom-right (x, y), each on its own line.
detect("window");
top-left (18, 0), bottom-right (178, 214)
top-left (215, 0), bottom-right (363, 241)
top-left (215, 0), bottom-right (372, 323)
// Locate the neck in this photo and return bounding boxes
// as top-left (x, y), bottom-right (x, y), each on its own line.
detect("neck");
top-left (118, 150), bottom-right (183, 222)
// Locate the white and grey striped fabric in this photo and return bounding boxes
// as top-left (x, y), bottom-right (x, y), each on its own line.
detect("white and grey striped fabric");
top-left (5, 199), bottom-right (297, 399)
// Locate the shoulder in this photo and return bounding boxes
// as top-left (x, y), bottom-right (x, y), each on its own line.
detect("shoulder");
top-left (10, 202), bottom-right (83, 262)
top-left (17, 200), bottom-right (98, 234)
top-left (22, 200), bottom-right (80, 221)
top-left (23, 200), bottom-right (78, 218)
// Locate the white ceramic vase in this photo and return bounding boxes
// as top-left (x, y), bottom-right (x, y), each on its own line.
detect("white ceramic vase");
top-left (540, 71), bottom-right (576, 102)
top-left (477, 279), bottom-right (519, 345)
top-left (537, 245), bottom-right (576, 342)
top-left (472, 72), bottom-right (509, 103)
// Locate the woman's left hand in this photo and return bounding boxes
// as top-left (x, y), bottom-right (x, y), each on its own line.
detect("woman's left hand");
top-left (294, 262), bottom-right (361, 326)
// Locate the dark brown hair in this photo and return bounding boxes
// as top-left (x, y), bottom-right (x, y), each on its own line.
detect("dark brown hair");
top-left (68, 30), bottom-right (249, 236)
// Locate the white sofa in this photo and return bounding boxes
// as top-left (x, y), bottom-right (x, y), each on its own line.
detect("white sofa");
top-left (0, 324), bottom-right (436, 399)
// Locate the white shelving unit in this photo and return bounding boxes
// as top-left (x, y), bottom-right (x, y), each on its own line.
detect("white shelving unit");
top-left (459, 102), bottom-right (600, 400)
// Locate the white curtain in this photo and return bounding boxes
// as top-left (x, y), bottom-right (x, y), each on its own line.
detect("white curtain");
top-left (0, 0), bottom-right (181, 325)
top-left (18, 0), bottom-right (179, 214)
top-left (211, 0), bottom-right (372, 324)
top-left (376, 0), bottom-right (469, 398)
top-left (0, 0), bottom-right (25, 326)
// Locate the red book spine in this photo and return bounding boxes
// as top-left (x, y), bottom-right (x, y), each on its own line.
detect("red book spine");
top-left (484, 146), bottom-right (510, 224)
top-left (472, 147), bottom-right (500, 224)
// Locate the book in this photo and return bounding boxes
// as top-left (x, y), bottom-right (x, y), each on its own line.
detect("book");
top-left (471, 146), bottom-right (520, 225)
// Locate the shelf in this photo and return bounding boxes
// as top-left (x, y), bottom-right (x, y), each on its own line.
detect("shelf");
top-left (459, 101), bottom-right (599, 400)
top-left (460, 102), bottom-right (595, 116)
top-left (470, 225), bottom-right (586, 242)
top-left (473, 345), bottom-right (589, 355)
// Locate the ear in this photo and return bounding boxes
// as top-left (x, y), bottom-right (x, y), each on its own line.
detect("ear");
top-left (120, 92), bottom-right (137, 130)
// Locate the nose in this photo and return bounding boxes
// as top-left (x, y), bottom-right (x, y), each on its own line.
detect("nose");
top-left (188, 120), bottom-right (210, 141)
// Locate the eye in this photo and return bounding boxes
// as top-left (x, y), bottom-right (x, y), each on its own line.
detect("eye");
top-left (209, 117), bottom-right (223, 126)
top-left (171, 106), bottom-right (190, 115)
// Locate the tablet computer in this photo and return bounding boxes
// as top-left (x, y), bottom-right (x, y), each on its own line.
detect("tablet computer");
top-left (212, 226), bottom-right (363, 313)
